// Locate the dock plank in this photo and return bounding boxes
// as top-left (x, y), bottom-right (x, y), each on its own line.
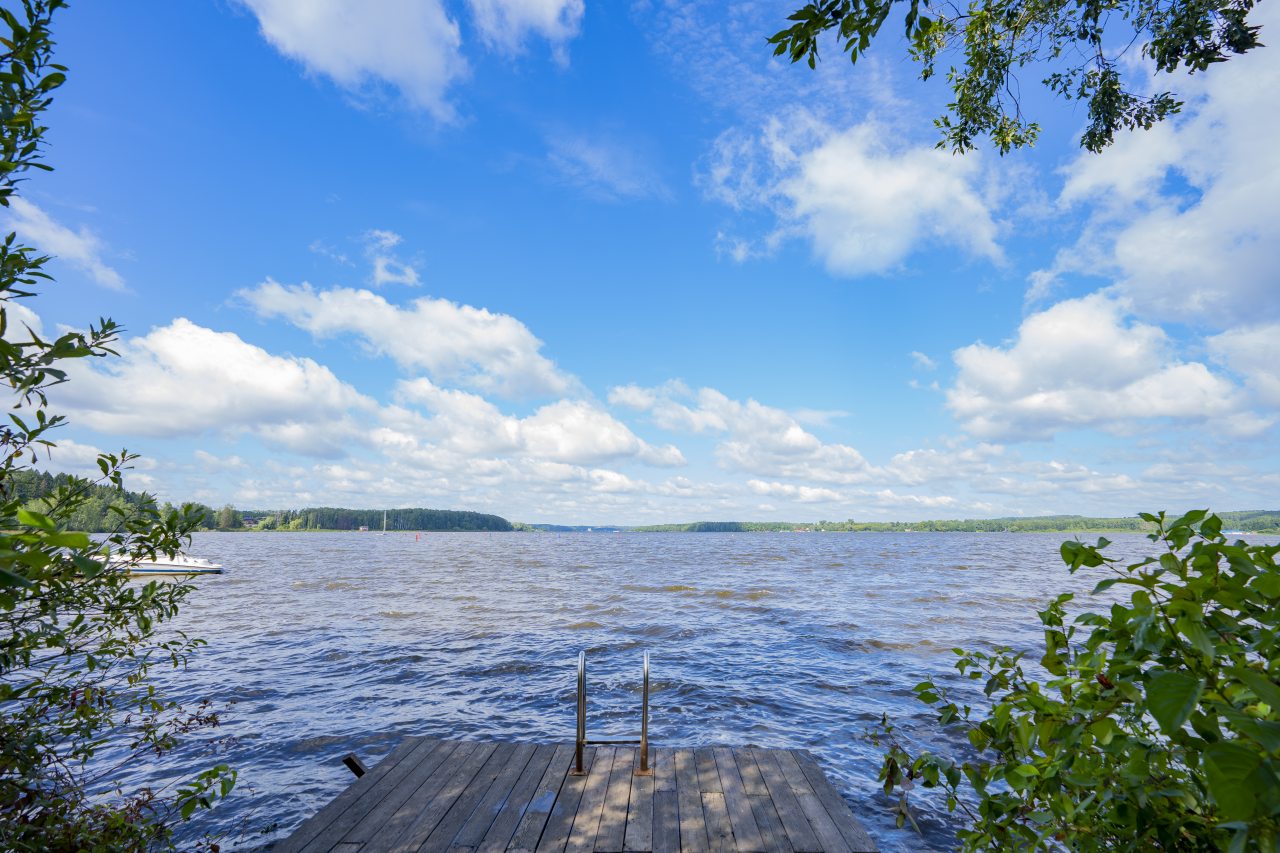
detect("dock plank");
top-left (565, 746), bottom-right (616, 853)
top-left (747, 749), bottom-right (821, 853)
top-left (531, 747), bottom-right (596, 853)
top-left (317, 739), bottom-right (457, 851)
top-left (792, 753), bottom-right (876, 853)
top-left (279, 739), bottom-right (875, 853)
top-left (700, 792), bottom-right (734, 853)
top-left (419, 741), bottom-right (525, 853)
top-left (475, 743), bottom-right (563, 853)
top-left (674, 749), bottom-right (709, 853)
top-left (714, 747), bottom-right (765, 853)
top-left (771, 753), bottom-right (850, 853)
top-left (367, 740), bottom-right (498, 853)
top-left (597, 748), bottom-right (636, 852)
top-left (449, 741), bottom-right (538, 852)
top-left (278, 735), bottom-right (428, 853)
top-left (622, 750), bottom-right (654, 853)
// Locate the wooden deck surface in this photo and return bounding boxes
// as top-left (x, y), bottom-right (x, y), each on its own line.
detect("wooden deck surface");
top-left (276, 739), bottom-right (877, 853)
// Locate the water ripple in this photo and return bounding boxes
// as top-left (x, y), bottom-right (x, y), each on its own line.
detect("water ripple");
top-left (116, 530), bottom-right (1183, 851)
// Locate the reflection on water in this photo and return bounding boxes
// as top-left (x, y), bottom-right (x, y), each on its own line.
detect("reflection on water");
top-left (123, 531), bottom-right (1180, 851)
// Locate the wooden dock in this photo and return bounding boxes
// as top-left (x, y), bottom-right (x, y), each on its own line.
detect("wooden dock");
top-left (277, 738), bottom-right (877, 853)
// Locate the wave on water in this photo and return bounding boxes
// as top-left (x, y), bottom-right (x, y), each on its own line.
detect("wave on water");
top-left (129, 530), bottom-right (1171, 852)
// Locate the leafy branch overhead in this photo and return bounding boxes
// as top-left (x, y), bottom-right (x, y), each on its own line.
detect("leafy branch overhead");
top-left (769, 0), bottom-right (1264, 152)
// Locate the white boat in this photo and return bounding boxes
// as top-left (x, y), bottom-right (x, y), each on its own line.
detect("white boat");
top-left (112, 553), bottom-right (225, 576)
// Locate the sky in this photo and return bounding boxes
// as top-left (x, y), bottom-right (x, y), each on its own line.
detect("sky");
top-left (7, 0), bottom-right (1279, 524)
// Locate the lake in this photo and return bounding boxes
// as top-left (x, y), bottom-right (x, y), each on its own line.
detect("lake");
top-left (124, 530), bottom-right (1190, 851)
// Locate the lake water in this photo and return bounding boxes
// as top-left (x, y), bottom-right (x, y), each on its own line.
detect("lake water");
top-left (123, 530), bottom-right (1192, 851)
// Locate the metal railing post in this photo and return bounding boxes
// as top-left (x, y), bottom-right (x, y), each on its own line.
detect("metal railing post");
top-left (573, 651), bottom-right (586, 775)
top-left (638, 651), bottom-right (651, 775)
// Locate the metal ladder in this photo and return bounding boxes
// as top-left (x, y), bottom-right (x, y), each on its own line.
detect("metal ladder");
top-left (573, 650), bottom-right (650, 776)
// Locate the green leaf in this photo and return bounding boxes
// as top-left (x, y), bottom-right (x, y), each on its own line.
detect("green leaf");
top-left (1145, 669), bottom-right (1203, 734)
top-left (16, 507), bottom-right (54, 529)
top-left (1235, 668), bottom-right (1280, 710)
top-left (1202, 742), bottom-right (1261, 821)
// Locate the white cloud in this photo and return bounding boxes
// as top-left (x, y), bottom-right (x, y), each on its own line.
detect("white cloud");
top-left (702, 112), bottom-right (1002, 276)
top-left (1208, 323), bottom-right (1280, 408)
top-left (2, 199), bottom-right (125, 290)
top-left (468, 0), bottom-right (584, 57)
top-left (241, 281), bottom-right (575, 398)
top-left (361, 229), bottom-right (421, 286)
top-left (909, 351), bottom-right (936, 370)
top-left (57, 318), bottom-right (374, 456)
top-left (946, 293), bottom-right (1265, 440)
top-left (2, 301), bottom-right (44, 341)
top-left (545, 132), bottom-right (670, 201)
top-left (610, 383), bottom-right (875, 483)
top-left (239, 0), bottom-right (466, 120)
top-left (747, 479), bottom-right (842, 503)
top-left (1034, 13), bottom-right (1280, 327)
top-left (397, 378), bottom-right (685, 467)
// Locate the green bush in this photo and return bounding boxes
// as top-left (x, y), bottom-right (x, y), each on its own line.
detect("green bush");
top-left (0, 2), bottom-right (234, 848)
top-left (876, 511), bottom-right (1280, 850)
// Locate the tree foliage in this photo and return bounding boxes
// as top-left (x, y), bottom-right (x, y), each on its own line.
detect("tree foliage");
top-left (874, 511), bottom-right (1280, 850)
top-left (0, 2), bottom-right (233, 848)
top-left (770, 0), bottom-right (1264, 152)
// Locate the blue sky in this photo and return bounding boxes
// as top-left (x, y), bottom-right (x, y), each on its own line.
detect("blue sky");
top-left (9, 0), bottom-right (1278, 523)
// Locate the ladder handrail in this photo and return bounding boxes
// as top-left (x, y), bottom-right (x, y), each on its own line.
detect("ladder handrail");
top-left (573, 650), bottom-right (650, 776)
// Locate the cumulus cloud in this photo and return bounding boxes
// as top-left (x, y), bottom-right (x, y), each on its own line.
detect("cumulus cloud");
top-left (239, 0), bottom-right (467, 119)
top-left (946, 293), bottom-right (1265, 440)
top-left (610, 382), bottom-right (875, 483)
top-left (747, 479), bottom-right (842, 503)
top-left (57, 318), bottom-right (374, 456)
top-left (241, 280), bottom-right (575, 398)
top-left (2, 199), bottom-right (125, 290)
top-left (702, 112), bottom-right (1002, 276)
top-left (1208, 323), bottom-right (1280, 408)
top-left (1032, 11), bottom-right (1280, 327)
top-left (397, 378), bottom-right (684, 467)
top-left (468, 0), bottom-right (584, 57)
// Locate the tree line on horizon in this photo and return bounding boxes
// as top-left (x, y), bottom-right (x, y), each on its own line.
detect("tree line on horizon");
top-left (630, 512), bottom-right (1280, 534)
top-left (14, 470), bottom-right (512, 533)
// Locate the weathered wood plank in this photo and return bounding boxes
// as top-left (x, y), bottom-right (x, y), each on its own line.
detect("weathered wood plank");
top-left (305, 739), bottom-right (453, 853)
top-left (448, 741), bottom-right (538, 852)
top-left (652, 790), bottom-right (680, 853)
top-left (335, 740), bottom-right (466, 848)
top-left (475, 743), bottom-right (563, 853)
top-left (694, 750), bottom-right (722, 794)
top-left (623, 750), bottom-right (654, 853)
top-left (565, 747), bottom-right (616, 853)
top-left (281, 739), bottom-right (875, 853)
top-left (418, 742), bottom-right (524, 853)
top-left (366, 740), bottom-right (498, 853)
top-left (597, 748), bottom-right (636, 853)
top-left (530, 747), bottom-right (596, 853)
top-left (714, 748), bottom-right (764, 853)
top-left (747, 796), bottom-right (794, 853)
top-left (733, 751), bottom-right (768, 799)
top-left (747, 749), bottom-right (821, 853)
top-left (279, 736), bottom-right (427, 853)
top-left (791, 753), bottom-right (876, 853)
top-left (700, 792), bottom-right (734, 853)
top-left (771, 753), bottom-right (850, 853)
top-left (653, 748), bottom-right (676, 794)
top-left (674, 750), bottom-right (709, 853)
